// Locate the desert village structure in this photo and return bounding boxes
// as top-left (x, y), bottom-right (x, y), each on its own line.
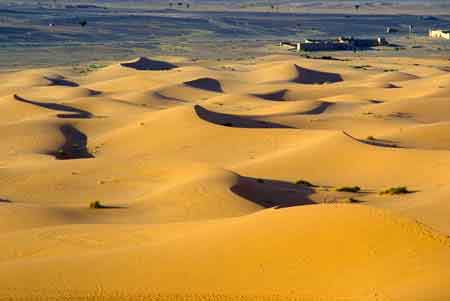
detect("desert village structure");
top-left (280, 36), bottom-right (388, 52)
top-left (281, 27), bottom-right (450, 52)
top-left (429, 29), bottom-right (450, 40)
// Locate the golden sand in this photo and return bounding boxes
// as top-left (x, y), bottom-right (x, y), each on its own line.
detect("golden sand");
top-left (0, 55), bottom-right (449, 300)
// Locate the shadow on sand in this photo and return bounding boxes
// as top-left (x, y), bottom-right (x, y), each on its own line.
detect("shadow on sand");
top-left (44, 76), bottom-right (79, 87)
top-left (51, 124), bottom-right (94, 160)
top-left (231, 176), bottom-right (316, 209)
top-left (185, 77), bottom-right (224, 93)
top-left (121, 57), bottom-right (177, 71)
top-left (14, 94), bottom-right (94, 119)
top-left (194, 105), bottom-right (292, 129)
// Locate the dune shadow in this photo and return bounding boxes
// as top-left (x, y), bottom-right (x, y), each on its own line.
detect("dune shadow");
top-left (153, 91), bottom-right (189, 103)
top-left (231, 176), bottom-right (316, 209)
top-left (44, 76), bottom-right (79, 87)
top-left (368, 137), bottom-right (396, 144)
top-left (194, 105), bottom-right (292, 129)
top-left (90, 204), bottom-right (127, 210)
top-left (300, 101), bottom-right (333, 115)
top-left (50, 124), bottom-right (94, 160)
top-left (184, 77), bottom-right (223, 93)
top-left (121, 57), bottom-right (177, 71)
top-left (293, 65), bottom-right (343, 85)
top-left (251, 89), bottom-right (289, 101)
top-left (293, 65), bottom-right (343, 84)
top-left (14, 94), bottom-right (93, 119)
top-left (343, 131), bottom-right (399, 148)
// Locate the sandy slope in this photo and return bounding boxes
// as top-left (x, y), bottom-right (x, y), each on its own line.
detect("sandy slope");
top-left (0, 54), bottom-right (449, 300)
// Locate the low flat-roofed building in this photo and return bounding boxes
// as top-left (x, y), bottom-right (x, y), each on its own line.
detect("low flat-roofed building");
top-left (296, 37), bottom-right (388, 52)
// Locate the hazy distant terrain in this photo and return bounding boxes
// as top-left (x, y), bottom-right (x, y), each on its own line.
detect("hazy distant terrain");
top-left (0, 0), bottom-right (448, 69)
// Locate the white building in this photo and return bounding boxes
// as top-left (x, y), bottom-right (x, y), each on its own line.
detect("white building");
top-left (429, 29), bottom-right (450, 40)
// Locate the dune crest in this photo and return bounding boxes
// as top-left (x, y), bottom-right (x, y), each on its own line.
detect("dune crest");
top-left (248, 63), bottom-right (343, 84)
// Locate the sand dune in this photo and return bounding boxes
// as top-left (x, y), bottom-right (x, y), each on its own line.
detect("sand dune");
top-left (15, 86), bottom-right (100, 101)
top-left (14, 94), bottom-right (93, 119)
top-left (194, 105), bottom-right (291, 128)
top-left (379, 122), bottom-right (450, 150)
top-left (121, 57), bottom-right (178, 71)
top-left (0, 55), bottom-right (449, 300)
top-left (0, 69), bottom-right (73, 88)
top-left (0, 205), bottom-right (449, 300)
top-left (369, 71), bottom-right (420, 82)
top-left (247, 62), bottom-right (343, 84)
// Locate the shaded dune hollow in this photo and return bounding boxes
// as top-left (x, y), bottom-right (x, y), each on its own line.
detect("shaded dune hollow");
top-left (194, 105), bottom-right (292, 128)
top-left (121, 57), bottom-right (178, 71)
top-left (300, 101), bottom-right (334, 115)
top-left (184, 77), bottom-right (224, 93)
top-left (44, 75), bottom-right (79, 87)
top-left (251, 89), bottom-right (290, 101)
top-left (14, 94), bottom-right (93, 119)
top-left (292, 65), bottom-right (343, 84)
top-left (231, 176), bottom-right (315, 208)
top-left (50, 124), bottom-right (94, 160)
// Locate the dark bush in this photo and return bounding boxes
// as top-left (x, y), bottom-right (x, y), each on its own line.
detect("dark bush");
top-left (336, 186), bottom-right (361, 193)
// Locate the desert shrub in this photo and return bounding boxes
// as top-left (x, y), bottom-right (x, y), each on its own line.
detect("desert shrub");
top-left (295, 180), bottom-right (316, 187)
top-left (336, 186), bottom-right (361, 193)
top-left (352, 65), bottom-right (371, 69)
top-left (88, 63), bottom-right (107, 71)
top-left (367, 136), bottom-right (375, 140)
top-left (320, 56), bottom-right (337, 60)
top-left (256, 178), bottom-right (265, 184)
top-left (380, 186), bottom-right (411, 195)
top-left (89, 201), bottom-right (106, 209)
top-left (346, 197), bottom-right (360, 203)
top-left (74, 63), bottom-right (107, 74)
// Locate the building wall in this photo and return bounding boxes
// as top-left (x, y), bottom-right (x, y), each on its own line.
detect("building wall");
top-left (299, 42), bottom-right (351, 52)
top-left (296, 36), bottom-right (388, 52)
top-left (429, 30), bottom-right (450, 39)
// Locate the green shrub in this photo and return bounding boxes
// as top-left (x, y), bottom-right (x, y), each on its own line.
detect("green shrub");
top-left (88, 63), bottom-right (107, 71)
top-left (336, 186), bottom-right (361, 193)
top-left (380, 186), bottom-right (411, 195)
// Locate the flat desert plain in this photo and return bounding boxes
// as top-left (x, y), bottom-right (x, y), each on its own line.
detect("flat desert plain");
top-left (0, 55), bottom-right (449, 300)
